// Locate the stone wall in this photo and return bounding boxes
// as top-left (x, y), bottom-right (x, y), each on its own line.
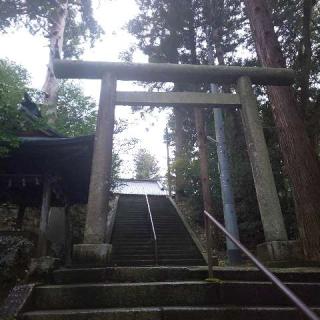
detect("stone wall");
top-left (0, 196), bottom-right (118, 253)
top-left (69, 204), bottom-right (87, 244)
top-left (0, 205), bottom-right (40, 235)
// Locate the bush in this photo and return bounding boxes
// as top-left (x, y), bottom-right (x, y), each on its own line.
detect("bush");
top-left (0, 235), bottom-right (34, 284)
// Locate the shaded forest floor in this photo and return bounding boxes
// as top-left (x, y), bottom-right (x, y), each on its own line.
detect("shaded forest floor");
top-left (175, 199), bottom-right (229, 265)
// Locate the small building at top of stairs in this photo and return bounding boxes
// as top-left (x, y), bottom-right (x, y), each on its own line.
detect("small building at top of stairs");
top-left (113, 179), bottom-right (168, 196)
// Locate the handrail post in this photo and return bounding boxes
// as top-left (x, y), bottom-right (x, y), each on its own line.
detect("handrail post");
top-left (145, 195), bottom-right (158, 265)
top-left (205, 214), bottom-right (213, 278)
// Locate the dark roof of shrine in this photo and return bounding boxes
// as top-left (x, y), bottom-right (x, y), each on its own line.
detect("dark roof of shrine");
top-left (0, 135), bottom-right (94, 205)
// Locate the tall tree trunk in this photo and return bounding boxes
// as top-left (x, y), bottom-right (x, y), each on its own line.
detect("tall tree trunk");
top-left (194, 108), bottom-right (215, 218)
top-left (42, 0), bottom-right (68, 125)
top-left (186, 2), bottom-right (216, 222)
top-left (244, 0), bottom-right (320, 261)
top-left (174, 106), bottom-right (186, 201)
top-left (165, 127), bottom-right (172, 196)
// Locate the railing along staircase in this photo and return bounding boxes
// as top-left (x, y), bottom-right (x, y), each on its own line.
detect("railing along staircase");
top-left (204, 210), bottom-right (319, 320)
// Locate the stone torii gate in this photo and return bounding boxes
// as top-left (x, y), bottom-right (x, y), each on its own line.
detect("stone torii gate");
top-left (53, 60), bottom-right (294, 264)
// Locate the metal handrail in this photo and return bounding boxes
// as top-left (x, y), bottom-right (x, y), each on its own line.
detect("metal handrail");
top-left (204, 210), bottom-right (319, 320)
top-left (145, 195), bottom-right (158, 265)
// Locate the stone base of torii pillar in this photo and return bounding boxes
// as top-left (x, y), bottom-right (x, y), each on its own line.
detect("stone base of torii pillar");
top-left (257, 240), bottom-right (303, 263)
top-left (73, 243), bottom-right (112, 266)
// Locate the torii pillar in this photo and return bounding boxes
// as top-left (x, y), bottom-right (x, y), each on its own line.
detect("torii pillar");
top-left (237, 77), bottom-right (297, 262)
top-left (73, 73), bottom-right (116, 265)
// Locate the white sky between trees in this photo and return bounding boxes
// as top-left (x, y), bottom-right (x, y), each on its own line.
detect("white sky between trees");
top-left (0, 0), bottom-right (170, 178)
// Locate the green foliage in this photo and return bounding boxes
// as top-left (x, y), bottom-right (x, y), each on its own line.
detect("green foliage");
top-left (271, 0), bottom-right (320, 153)
top-left (54, 81), bottom-right (97, 136)
top-left (128, 0), bottom-right (244, 65)
top-left (0, 0), bottom-right (103, 58)
top-left (134, 148), bottom-right (160, 179)
top-left (0, 59), bottom-right (31, 156)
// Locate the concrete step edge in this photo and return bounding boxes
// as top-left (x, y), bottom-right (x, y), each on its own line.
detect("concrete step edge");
top-left (22, 306), bottom-right (320, 317)
top-left (36, 280), bottom-right (320, 289)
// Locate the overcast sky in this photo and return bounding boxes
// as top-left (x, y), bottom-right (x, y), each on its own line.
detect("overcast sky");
top-left (0, 0), bottom-right (170, 178)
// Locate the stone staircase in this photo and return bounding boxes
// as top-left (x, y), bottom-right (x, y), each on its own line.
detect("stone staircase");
top-left (111, 195), bottom-right (154, 266)
top-left (111, 195), bottom-right (205, 266)
top-left (20, 266), bottom-right (320, 320)
top-left (8, 195), bottom-right (320, 319)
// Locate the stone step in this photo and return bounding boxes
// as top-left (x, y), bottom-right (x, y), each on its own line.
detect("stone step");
top-left (22, 306), bottom-right (320, 320)
top-left (115, 238), bottom-right (189, 241)
top-left (112, 254), bottom-right (156, 260)
top-left (114, 248), bottom-right (199, 254)
top-left (155, 231), bottom-right (189, 234)
top-left (154, 219), bottom-right (181, 221)
top-left (113, 231), bottom-right (153, 234)
top-left (113, 227), bottom-right (150, 230)
top-left (113, 241), bottom-right (192, 246)
top-left (29, 281), bottom-right (320, 310)
top-left (157, 242), bottom-right (196, 245)
top-left (158, 253), bottom-right (202, 258)
top-left (117, 217), bottom-right (148, 219)
top-left (111, 260), bottom-right (156, 266)
top-left (113, 246), bottom-right (151, 250)
top-left (113, 230), bottom-right (151, 233)
top-left (113, 225), bottom-right (151, 228)
top-left (53, 267), bottom-right (207, 284)
top-left (113, 224), bottom-right (150, 227)
top-left (53, 267), bottom-right (320, 284)
top-left (112, 244), bottom-right (154, 249)
top-left (158, 259), bottom-right (205, 265)
top-left (112, 251), bottom-right (154, 255)
top-left (154, 226), bottom-right (184, 228)
top-left (111, 195), bottom-right (205, 266)
top-left (157, 243), bottom-right (196, 247)
top-left (113, 248), bottom-right (154, 253)
top-left (112, 240), bottom-right (153, 243)
top-left (114, 244), bottom-right (193, 248)
top-left (112, 257), bottom-right (202, 263)
top-left (115, 217), bottom-right (149, 219)
top-left (114, 236), bottom-right (150, 241)
top-left (112, 236), bottom-right (153, 240)
top-left (157, 238), bottom-right (194, 242)
top-left (113, 228), bottom-right (150, 230)
top-left (113, 222), bottom-right (149, 226)
top-left (157, 246), bottom-right (199, 250)
top-left (116, 224), bottom-right (180, 227)
top-left (112, 256), bottom-right (203, 264)
top-left (116, 221), bottom-right (149, 222)
top-left (157, 242), bottom-right (195, 246)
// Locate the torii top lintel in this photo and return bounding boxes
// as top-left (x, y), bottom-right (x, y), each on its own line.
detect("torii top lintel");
top-left (53, 60), bottom-right (295, 86)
